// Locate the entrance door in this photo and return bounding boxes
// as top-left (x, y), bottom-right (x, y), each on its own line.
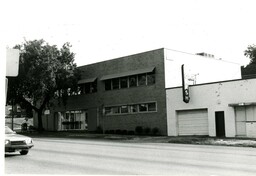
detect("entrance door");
top-left (215, 111), bottom-right (225, 137)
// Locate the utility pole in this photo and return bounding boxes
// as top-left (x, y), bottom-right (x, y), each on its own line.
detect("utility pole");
top-left (11, 99), bottom-right (14, 130)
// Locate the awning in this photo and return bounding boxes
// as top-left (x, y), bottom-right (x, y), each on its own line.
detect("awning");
top-left (78, 77), bottom-right (97, 84)
top-left (228, 102), bottom-right (256, 107)
top-left (100, 67), bottom-right (155, 81)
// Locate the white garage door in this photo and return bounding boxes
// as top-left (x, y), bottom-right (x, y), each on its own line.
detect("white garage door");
top-left (177, 109), bottom-right (208, 136)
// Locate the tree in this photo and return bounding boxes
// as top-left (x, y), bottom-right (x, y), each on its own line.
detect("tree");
top-left (7, 39), bottom-right (81, 131)
top-left (241, 44), bottom-right (256, 78)
top-left (244, 44), bottom-right (256, 64)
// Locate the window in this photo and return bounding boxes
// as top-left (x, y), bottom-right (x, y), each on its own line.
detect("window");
top-left (148, 102), bottom-right (156, 112)
top-left (120, 77), bottom-right (128, 88)
top-left (129, 75), bottom-right (137, 87)
top-left (79, 80), bottom-right (98, 94)
top-left (91, 81), bottom-right (97, 93)
top-left (60, 111), bottom-right (85, 130)
top-left (112, 78), bottom-right (120, 90)
top-left (130, 105), bottom-right (138, 113)
top-left (105, 80), bottom-right (111, 90)
top-left (84, 83), bottom-right (90, 93)
top-left (105, 107), bottom-right (112, 115)
top-left (121, 105), bottom-right (128, 114)
top-left (112, 107), bottom-right (120, 114)
top-left (65, 113), bottom-right (70, 120)
top-left (139, 104), bottom-right (148, 112)
top-left (147, 72), bottom-right (155, 85)
top-left (138, 74), bottom-right (146, 86)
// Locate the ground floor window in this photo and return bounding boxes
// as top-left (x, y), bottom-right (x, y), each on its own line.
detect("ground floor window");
top-left (104, 102), bottom-right (157, 116)
top-left (56, 110), bottom-right (87, 131)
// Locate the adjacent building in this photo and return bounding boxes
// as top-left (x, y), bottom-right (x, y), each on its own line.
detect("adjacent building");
top-left (166, 78), bottom-right (256, 138)
top-left (33, 48), bottom-right (254, 137)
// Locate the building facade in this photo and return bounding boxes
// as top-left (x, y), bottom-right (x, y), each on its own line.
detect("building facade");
top-left (166, 78), bottom-right (256, 138)
top-left (39, 48), bottom-right (168, 134)
top-left (34, 48), bottom-right (244, 136)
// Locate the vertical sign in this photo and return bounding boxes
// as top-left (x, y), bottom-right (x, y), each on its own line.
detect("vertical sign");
top-left (6, 48), bottom-right (20, 130)
top-left (6, 48), bottom-right (20, 77)
top-left (181, 64), bottom-right (190, 103)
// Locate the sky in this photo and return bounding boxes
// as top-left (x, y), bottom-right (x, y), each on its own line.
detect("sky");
top-left (2, 0), bottom-right (256, 67)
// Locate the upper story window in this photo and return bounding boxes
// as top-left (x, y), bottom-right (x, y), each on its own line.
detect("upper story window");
top-left (147, 72), bottom-right (155, 85)
top-left (120, 77), bottom-right (128, 88)
top-left (129, 75), bottom-right (137, 87)
top-left (105, 80), bottom-right (111, 91)
top-left (138, 73), bottom-right (146, 86)
top-left (78, 77), bottom-right (97, 94)
top-left (101, 67), bottom-right (156, 91)
top-left (112, 78), bottom-right (120, 90)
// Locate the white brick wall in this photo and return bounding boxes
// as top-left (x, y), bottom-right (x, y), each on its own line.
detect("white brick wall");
top-left (166, 78), bottom-right (256, 137)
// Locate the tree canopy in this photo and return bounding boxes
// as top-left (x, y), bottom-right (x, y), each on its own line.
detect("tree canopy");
top-left (244, 44), bottom-right (256, 64)
top-left (242, 44), bottom-right (256, 78)
top-left (7, 39), bottom-right (81, 131)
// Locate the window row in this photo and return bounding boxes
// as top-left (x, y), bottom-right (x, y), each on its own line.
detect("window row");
top-left (78, 81), bottom-right (97, 94)
top-left (104, 102), bottom-right (157, 115)
top-left (55, 111), bottom-right (88, 130)
top-left (105, 72), bottom-right (155, 91)
top-left (54, 83), bottom-right (97, 97)
top-left (55, 71), bottom-right (156, 96)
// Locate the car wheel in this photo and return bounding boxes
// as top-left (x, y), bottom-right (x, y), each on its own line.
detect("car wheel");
top-left (20, 150), bottom-right (29, 155)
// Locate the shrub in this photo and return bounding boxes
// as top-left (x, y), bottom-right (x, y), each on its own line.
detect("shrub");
top-left (152, 127), bottom-right (159, 135)
top-left (127, 130), bottom-right (135, 135)
top-left (109, 130), bottom-right (115, 134)
top-left (121, 130), bottom-right (127, 135)
top-left (115, 129), bottom-right (122, 134)
top-left (96, 126), bottom-right (103, 134)
top-left (144, 127), bottom-right (151, 135)
top-left (135, 126), bottom-right (143, 135)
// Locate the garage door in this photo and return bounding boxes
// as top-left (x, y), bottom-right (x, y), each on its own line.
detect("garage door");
top-left (177, 109), bottom-right (208, 136)
top-left (235, 106), bottom-right (256, 137)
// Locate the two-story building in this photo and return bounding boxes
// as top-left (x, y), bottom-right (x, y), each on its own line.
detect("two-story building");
top-left (34, 48), bottom-right (248, 136)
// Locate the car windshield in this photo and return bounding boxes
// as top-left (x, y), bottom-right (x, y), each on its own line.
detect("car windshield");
top-left (5, 126), bottom-right (15, 134)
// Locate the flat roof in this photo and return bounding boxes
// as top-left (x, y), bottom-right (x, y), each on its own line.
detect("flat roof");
top-left (166, 78), bottom-right (256, 90)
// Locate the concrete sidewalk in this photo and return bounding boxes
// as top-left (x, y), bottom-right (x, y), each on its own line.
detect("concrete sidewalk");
top-left (19, 131), bottom-right (256, 148)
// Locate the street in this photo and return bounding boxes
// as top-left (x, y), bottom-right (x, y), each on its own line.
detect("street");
top-left (5, 137), bottom-right (256, 175)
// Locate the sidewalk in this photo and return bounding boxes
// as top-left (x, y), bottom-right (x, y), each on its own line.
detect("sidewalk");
top-left (19, 131), bottom-right (256, 148)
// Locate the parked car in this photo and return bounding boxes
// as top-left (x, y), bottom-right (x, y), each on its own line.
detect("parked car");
top-left (5, 126), bottom-right (34, 155)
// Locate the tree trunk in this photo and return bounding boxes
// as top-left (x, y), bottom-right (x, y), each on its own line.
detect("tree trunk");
top-left (37, 109), bottom-right (44, 132)
top-left (19, 96), bottom-right (47, 132)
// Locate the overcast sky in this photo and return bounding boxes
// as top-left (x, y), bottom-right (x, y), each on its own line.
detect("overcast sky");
top-left (2, 0), bottom-right (256, 66)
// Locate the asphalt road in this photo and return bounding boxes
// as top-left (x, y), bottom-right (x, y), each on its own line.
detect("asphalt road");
top-left (5, 137), bottom-right (256, 175)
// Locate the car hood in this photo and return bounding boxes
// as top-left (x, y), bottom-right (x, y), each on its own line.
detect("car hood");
top-left (5, 133), bottom-right (31, 141)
